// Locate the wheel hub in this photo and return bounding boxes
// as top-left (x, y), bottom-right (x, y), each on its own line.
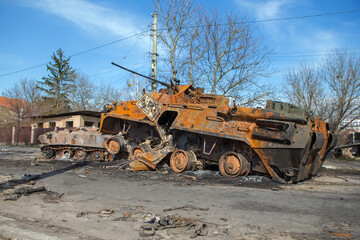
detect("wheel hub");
top-left (108, 139), bottom-right (120, 153)
top-left (74, 149), bottom-right (86, 161)
top-left (133, 148), bottom-right (145, 157)
top-left (224, 155), bottom-right (241, 175)
top-left (170, 150), bottom-right (189, 173)
top-left (219, 152), bottom-right (250, 178)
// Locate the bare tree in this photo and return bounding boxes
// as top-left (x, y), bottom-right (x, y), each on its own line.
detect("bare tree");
top-left (202, 12), bottom-right (271, 105)
top-left (284, 49), bottom-right (360, 133)
top-left (1, 78), bottom-right (43, 127)
top-left (70, 73), bottom-right (95, 111)
top-left (157, 0), bottom-right (207, 85)
top-left (157, 1), bottom-right (272, 105)
top-left (321, 49), bottom-right (360, 133)
top-left (64, 72), bottom-right (127, 112)
top-left (92, 83), bottom-right (125, 112)
top-left (3, 78), bottom-right (42, 117)
top-left (284, 62), bottom-right (327, 117)
top-left (123, 74), bottom-right (148, 101)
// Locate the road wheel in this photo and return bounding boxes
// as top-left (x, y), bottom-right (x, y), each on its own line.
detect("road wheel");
top-left (105, 136), bottom-right (125, 155)
top-left (74, 149), bottom-right (87, 161)
top-left (219, 152), bottom-right (250, 178)
top-left (129, 144), bottom-right (151, 170)
top-left (170, 150), bottom-right (196, 173)
top-left (130, 144), bottom-right (151, 159)
top-left (58, 149), bottom-right (73, 160)
top-left (90, 151), bottom-right (104, 161)
top-left (42, 147), bottom-right (55, 159)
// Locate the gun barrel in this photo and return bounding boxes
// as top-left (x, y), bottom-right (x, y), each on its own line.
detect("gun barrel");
top-left (111, 62), bottom-right (171, 89)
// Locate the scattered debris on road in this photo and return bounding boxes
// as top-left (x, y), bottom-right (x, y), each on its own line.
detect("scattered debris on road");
top-left (332, 232), bottom-right (353, 238)
top-left (21, 173), bottom-right (41, 181)
top-left (3, 186), bottom-right (46, 201)
top-left (163, 204), bottom-right (209, 212)
top-left (139, 214), bottom-right (208, 238)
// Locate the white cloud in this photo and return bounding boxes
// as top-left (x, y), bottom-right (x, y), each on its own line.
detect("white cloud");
top-left (27, 0), bottom-right (144, 37)
top-left (236, 0), bottom-right (295, 40)
top-left (235, 0), bottom-right (339, 55)
top-left (294, 30), bottom-right (338, 55)
top-left (236, 0), bottom-right (293, 19)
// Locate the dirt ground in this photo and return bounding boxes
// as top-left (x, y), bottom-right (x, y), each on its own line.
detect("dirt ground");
top-left (0, 146), bottom-right (359, 240)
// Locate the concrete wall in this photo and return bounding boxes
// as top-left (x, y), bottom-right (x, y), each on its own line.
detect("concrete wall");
top-left (34, 115), bottom-right (100, 129)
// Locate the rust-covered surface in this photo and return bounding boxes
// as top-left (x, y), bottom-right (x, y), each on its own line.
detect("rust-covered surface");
top-left (39, 128), bottom-right (114, 161)
top-left (98, 82), bottom-right (336, 183)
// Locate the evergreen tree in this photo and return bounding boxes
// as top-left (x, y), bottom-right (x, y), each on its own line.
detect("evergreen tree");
top-left (38, 48), bottom-right (76, 112)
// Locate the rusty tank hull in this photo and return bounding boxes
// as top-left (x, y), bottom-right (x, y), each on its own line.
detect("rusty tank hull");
top-left (99, 81), bottom-right (336, 183)
top-left (38, 128), bottom-right (123, 161)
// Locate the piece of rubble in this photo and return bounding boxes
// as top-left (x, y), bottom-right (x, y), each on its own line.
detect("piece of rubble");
top-left (190, 223), bottom-right (208, 238)
top-left (15, 186), bottom-right (46, 195)
top-left (138, 214), bottom-right (209, 238)
top-left (143, 213), bottom-right (155, 223)
top-left (99, 209), bottom-right (114, 214)
top-left (332, 233), bottom-right (353, 238)
top-left (163, 205), bottom-right (209, 212)
top-left (4, 194), bottom-right (20, 201)
top-left (21, 174), bottom-right (41, 181)
top-left (183, 175), bottom-right (197, 181)
top-left (3, 186), bottom-right (46, 201)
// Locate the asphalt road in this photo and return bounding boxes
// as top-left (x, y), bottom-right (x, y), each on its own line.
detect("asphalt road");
top-left (0, 146), bottom-right (359, 240)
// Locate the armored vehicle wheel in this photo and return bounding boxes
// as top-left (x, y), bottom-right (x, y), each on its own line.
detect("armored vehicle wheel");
top-left (219, 152), bottom-right (250, 178)
top-left (170, 150), bottom-right (196, 173)
top-left (107, 153), bottom-right (114, 161)
top-left (129, 144), bottom-right (152, 170)
top-left (131, 144), bottom-right (151, 158)
top-left (42, 147), bottom-right (55, 159)
top-left (58, 149), bottom-right (73, 160)
top-left (132, 147), bottom-right (145, 156)
top-left (90, 151), bottom-right (104, 161)
top-left (105, 136), bottom-right (126, 155)
top-left (74, 149), bottom-right (87, 161)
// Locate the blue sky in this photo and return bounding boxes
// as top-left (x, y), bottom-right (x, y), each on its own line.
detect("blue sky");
top-left (0, 0), bottom-right (359, 99)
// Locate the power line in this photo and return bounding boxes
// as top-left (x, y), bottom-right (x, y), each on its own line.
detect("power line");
top-left (270, 49), bottom-right (360, 59)
top-left (156, 9), bottom-right (360, 31)
top-left (1, 9), bottom-right (359, 78)
top-left (243, 9), bottom-right (360, 24)
top-left (272, 48), bottom-right (360, 56)
top-left (0, 63), bottom-right (47, 77)
top-left (69, 31), bottom-right (147, 58)
top-left (0, 30), bottom-right (148, 78)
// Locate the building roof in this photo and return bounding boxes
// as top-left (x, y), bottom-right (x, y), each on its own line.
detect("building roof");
top-left (32, 111), bottom-right (101, 119)
top-left (0, 96), bottom-right (25, 110)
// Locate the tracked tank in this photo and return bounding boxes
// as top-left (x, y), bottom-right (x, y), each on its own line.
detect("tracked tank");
top-left (97, 63), bottom-right (337, 182)
top-left (39, 127), bottom-right (117, 161)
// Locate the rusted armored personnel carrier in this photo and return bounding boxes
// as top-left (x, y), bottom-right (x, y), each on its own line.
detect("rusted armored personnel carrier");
top-left (98, 63), bottom-right (337, 182)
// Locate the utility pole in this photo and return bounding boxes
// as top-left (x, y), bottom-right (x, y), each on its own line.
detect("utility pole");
top-left (151, 5), bottom-right (158, 93)
top-left (16, 108), bottom-right (23, 146)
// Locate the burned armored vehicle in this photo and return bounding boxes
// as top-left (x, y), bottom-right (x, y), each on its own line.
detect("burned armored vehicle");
top-left (39, 127), bottom-right (116, 161)
top-left (98, 63), bottom-right (337, 182)
top-left (39, 62), bottom-right (336, 182)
